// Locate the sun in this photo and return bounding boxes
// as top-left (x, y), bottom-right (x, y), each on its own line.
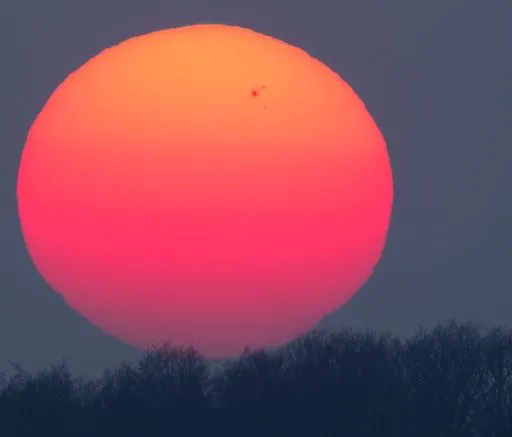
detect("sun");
top-left (17, 24), bottom-right (393, 358)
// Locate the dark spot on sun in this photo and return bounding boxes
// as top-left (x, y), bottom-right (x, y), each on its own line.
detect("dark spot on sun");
top-left (250, 84), bottom-right (268, 98)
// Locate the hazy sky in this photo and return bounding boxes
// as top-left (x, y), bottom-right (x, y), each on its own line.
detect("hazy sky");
top-left (1, 0), bottom-right (511, 377)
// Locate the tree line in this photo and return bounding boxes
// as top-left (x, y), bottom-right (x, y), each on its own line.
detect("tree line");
top-left (1, 320), bottom-right (512, 437)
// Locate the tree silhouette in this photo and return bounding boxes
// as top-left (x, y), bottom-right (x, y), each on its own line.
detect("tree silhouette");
top-left (211, 346), bottom-right (290, 437)
top-left (2, 320), bottom-right (512, 437)
top-left (403, 320), bottom-right (484, 437)
top-left (281, 329), bottom-right (406, 437)
top-left (0, 370), bottom-right (6, 390)
top-left (0, 360), bottom-right (87, 437)
top-left (478, 326), bottom-right (512, 437)
top-left (93, 343), bottom-right (209, 437)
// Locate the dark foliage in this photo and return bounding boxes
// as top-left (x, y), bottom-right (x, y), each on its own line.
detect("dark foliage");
top-left (1, 320), bottom-right (511, 437)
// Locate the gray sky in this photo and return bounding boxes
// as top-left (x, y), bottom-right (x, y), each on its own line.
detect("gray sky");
top-left (1, 0), bottom-right (511, 377)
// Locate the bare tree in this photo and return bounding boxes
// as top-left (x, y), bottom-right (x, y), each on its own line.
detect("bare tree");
top-left (476, 326), bottom-right (512, 437)
top-left (95, 343), bottom-right (209, 436)
top-left (277, 329), bottom-right (405, 437)
top-left (6, 320), bottom-right (512, 437)
top-left (0, 370), bottom-right (6, 391)
top-left (0, 360), bottom-right (86, 437)
top-left (403, 320), bottom-right (484, 437)
top-left (212, 346), bottom-right (289, 437)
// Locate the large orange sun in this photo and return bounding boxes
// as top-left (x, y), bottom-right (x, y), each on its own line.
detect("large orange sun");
top-left (17, 24), bottom-right (393, 358)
